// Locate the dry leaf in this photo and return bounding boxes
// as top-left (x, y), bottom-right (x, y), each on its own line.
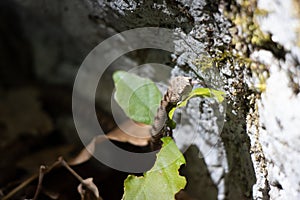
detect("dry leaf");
top-left (69, 120), bottom-right (151, 165)
top-left (68, 135), bottom-right (106, 165)
top-left (106, 120), bottom-right (151, 146)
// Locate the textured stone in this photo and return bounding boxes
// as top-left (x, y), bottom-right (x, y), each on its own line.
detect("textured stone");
top-left (248, 0), bottom-right (300, 199)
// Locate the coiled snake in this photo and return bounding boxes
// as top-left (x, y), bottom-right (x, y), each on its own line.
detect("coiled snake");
top-left (150, 76), bottom-right (193, 150)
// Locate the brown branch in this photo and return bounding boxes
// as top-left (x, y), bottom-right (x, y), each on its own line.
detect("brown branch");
top-left (59, 157), bottom-right (102, 200)
top-left (2, 174), bottom-right (38, 200)
top-left (3, 157), bottom-right (103, 200)
top-left (32, 165), bottom-right (46, 200)
top-left (2, 159), bottom-right (61, 200)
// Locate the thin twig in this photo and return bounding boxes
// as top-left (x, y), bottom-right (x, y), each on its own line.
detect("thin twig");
top-left (59, 157), bottom-right (85, 182)
top-left (2, 159), bottom-right (61, 200)
top-left (2, 174), bottom-right (39, 200)
top-left (32, 165), bottom-right (46, 200)
top-left (59, 158), bottom-right (91, 190)
top-left (3, 157), bottom-right (102, 200)
top-left (59, 157), bottom-right (102, 200)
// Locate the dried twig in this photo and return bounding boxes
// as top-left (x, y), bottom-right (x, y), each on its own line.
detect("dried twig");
top-left (2, 174), bottom-right (38, 200)
top-left (2, 159), bottom-right (61, 200)
top-left (2, 156), bottom-right (103, 200)
top-left (32, 165), bottom-right (46, 200)
top-left (59, 157), bottom-right (102, 200)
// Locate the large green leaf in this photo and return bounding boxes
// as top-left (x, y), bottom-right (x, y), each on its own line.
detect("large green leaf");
top-left (113, 71), bottom-right (162, 124)
top-left (123, 137), bottom-right (186, 200)
top-left (168, 88), bottom-right (225, 119)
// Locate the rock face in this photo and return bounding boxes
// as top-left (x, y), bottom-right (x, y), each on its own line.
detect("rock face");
top-left (249, 1), bottom-right (300, 199)
top-left (7, 0), bottom-right (300, 199)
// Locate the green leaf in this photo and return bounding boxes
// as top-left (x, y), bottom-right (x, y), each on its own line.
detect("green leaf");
top-left (113, 71), bottom-right (162, 124)
top-left (169, 88), bottom-right (225, 119)
top-left (123, 137), bottom-right (186, 200)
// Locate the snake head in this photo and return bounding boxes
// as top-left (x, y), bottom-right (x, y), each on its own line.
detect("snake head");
top-left (168, 76), bottom-right (193, 103)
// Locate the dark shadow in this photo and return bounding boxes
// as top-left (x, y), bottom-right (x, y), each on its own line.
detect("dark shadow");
top-left (221, 103), bottom-right (256, 199)
top-left (0, 0), bottom-right (34, 87)
top-left (180, 145), bottom-right (218, 200)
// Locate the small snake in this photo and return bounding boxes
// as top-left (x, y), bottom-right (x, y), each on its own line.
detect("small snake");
top-left (150, 76), bottom-right (193, 150)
